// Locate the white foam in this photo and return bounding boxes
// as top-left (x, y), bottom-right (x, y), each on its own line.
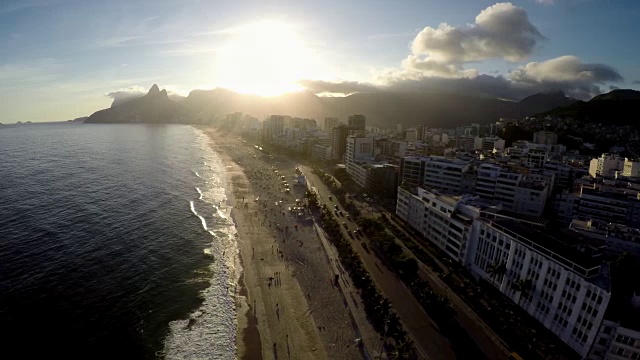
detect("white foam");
top-left (189, 200), bottom-right (208, 231)
top-left (163, 127), bottom-right (240, 360)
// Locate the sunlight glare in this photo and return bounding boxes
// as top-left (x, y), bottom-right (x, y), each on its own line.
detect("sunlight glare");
top-left (216, 21), bottom-right (312, 96)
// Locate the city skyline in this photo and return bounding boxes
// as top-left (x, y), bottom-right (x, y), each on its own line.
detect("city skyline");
top-left (2, 0), bottom-right (639, 122)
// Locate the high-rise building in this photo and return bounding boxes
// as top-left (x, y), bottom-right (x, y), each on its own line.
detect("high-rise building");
top-left (423, 156), bottom-right (475, 195)
top-left (533, 131), bottom-right (559, 145)
top-left (398, 156), bottom-right (426, 188)
top-left (396, 187), bottom-right (481, 262)
top-left (347, 114), bottom-right (366, 134)
top-left (324, 117), bottom-right (340, 132)
top-left (331, 125), bottom-right (350, 161)
top-left (589, 154), bottom-right (624, 178)
top-left (475, 163), bottom-right (550, 216)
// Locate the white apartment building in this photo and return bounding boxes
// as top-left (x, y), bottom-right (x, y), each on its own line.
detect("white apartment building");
top-left (476, 163), bottom-right (550, 216)
top-left (423, 156), bottom-right (475, 195)
top-left (474, 136), bottom-right (506, 152)
top-left (570, 219), bottom-right (640, 256)
top-left (466, 217), bottom-right (611, 358)
top-left (312, 144), bottom-right (332, 161)
top-left (396, 187), bottom-right (482, 262)
top-left (590, 154), bottom-right (625, 178)
top-left (589, 317), bottom-right (640, 359)
top-left (346, 136), bottom-right (375, 188)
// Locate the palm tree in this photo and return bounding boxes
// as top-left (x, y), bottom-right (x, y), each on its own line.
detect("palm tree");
top-left (486, 261), bottom-right (507, 282)
top-left (511, 278), bottom-right (533, 306)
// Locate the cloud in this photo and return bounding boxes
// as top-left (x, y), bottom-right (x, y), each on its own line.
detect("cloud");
top-left (410, 2), bottom-right (544, 66)
top-left (510, 55), bottom-right (622, 83)
top-left (401, 55), bottom-right (478, 78)
top-left (633, 80), bottom-right (640, 85)
top-left (535, 0), bottom-right (555, 4)
top-left (509, 55), bottom-right (623, 98)
top-left (302, 55), bottom-right (623, 101)
top-left (299, 4), bottom-right (621, 101)
top-left (0, 0), bottom-right (58, 14)
top-left (609, 85), bottom-right (619, 91)
top-left (297, 80), bottom-right (379, 94)
top-left (105, 86), bottom-right (147, 107)
top-left (105, 85), bottom-right (186, 107)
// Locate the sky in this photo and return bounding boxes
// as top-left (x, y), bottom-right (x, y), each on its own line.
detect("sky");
top-left (1, 0), bottom-right (639, 122)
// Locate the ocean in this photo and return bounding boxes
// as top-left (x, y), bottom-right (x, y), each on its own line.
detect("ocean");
top-left (0, 123), bottom-right (239, 359)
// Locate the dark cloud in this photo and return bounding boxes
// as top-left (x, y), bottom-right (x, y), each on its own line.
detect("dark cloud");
top-left (409, 2), bottom-right (544, 68)
top-left (633, 80), bottom-right (640, 85)
top-left (609, 85), bottom-right (620, 91)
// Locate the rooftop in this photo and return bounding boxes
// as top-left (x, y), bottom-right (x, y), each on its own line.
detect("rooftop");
top-left (480, 218), bottom-right (605, 282)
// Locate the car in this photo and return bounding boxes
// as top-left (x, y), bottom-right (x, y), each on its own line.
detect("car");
top-left (345, 214), bottom-right (350, 219)
top-left (348, 231), bottom-right (354, 238)
top-left (328, 195), bottom-right (333, 201)
top-left (334, 204), bottom-right (338, 210)
top-left (342, 222), bottom-right (348, 229)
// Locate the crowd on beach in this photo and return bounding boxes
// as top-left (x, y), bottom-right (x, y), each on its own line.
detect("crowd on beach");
top-left (211, 134), bottom-right (367, 359)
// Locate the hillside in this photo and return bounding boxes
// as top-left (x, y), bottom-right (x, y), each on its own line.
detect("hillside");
top-left (182, 89), bottom-right (573, 128)
top-left (86, 84), bottom-right (577, 128)
top-left (542, 89), bottom-right (640, 126)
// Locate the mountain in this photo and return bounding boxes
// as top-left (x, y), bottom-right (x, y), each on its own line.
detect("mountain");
top-left (517, 91), bottom-right (576, 115)
top-left (590, 89), bottom-right (640, 101)
top-left (86, 85), bottom-right (186, 124)
top-left (541, 89), bottom-right (640, 126)
top-left (86, 85), bottom-right (579, 127)
top-left (182, 89), bottom-right (572, 128)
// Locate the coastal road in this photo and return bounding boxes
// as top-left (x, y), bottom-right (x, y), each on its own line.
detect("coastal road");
top-left (303, 166), bottom-right (456, 360)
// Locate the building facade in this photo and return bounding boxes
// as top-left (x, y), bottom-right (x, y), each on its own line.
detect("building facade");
top-left (466, 217), bottom-right (610, 358)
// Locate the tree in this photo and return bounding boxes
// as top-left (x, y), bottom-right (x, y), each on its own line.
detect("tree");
top-left (511, 278), bottom-right (533, 306)
top-left (486, 262), bottom-right (507, 282)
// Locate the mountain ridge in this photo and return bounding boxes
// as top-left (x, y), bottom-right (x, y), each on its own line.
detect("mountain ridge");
top-left (86, 85), bottom-right (584, 128)
top-left (539, 89), bottom-right (640, 126)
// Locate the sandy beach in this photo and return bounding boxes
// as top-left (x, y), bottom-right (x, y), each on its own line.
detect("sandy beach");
top-left (201, 127), bottom-right (376, 360)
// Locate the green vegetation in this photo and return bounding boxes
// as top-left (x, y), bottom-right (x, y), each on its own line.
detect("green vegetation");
top-left (356, 217), bottom-right (456, 326)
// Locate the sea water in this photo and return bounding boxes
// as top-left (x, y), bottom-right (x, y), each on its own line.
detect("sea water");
top-left (0, 123), bottom-right (238, 359)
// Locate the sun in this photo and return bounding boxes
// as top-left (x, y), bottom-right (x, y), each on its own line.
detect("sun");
top-left (216, 20), bottom-right (312, 96)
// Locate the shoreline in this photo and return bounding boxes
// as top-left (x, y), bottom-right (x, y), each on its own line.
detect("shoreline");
top-left (204, 127), bottom-right (329, 360)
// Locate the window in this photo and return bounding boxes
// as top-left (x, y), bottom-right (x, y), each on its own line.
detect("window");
top-left (598, 338), bottom-right (608, 346)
